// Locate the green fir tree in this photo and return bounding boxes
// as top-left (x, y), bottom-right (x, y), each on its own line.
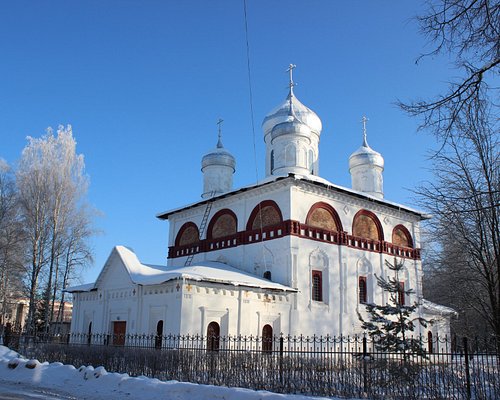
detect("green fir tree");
top-left (358, 258), bottom-right (429, 359)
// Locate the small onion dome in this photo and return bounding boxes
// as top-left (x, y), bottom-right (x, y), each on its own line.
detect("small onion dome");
top-left (201, 137), bottom-right (236, 172)
top-left (262, 92), bottom-right (322, 138)
top-left (349, 135), bottom-right (384, 171)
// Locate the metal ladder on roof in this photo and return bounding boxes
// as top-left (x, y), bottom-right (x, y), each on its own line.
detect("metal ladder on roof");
top-left (184, 192), bottom-right (214, 266)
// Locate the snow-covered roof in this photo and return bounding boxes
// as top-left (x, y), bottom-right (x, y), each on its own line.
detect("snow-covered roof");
top-left (66, 246), bottom-right (296, 293)
top-left (422, 299), bottom-right (458, 317)
top-left (156, 173), bottom-right (430, 220)
top-left (64, 282), bottom-right (95, 293)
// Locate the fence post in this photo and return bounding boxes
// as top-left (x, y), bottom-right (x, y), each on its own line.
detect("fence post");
top-left (279, 336), bottom-right (284, 385)
top-left (363, 335), bottom-right (368, 394)
top-left (463, 337), bottom-right (471, 400)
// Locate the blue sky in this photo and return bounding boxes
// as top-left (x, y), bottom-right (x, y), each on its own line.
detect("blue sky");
top-left (0, 1), bottom-right (451, 284)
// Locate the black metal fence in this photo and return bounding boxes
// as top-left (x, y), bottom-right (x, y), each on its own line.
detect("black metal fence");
top-left (5, 333), bottom-right (500, 399)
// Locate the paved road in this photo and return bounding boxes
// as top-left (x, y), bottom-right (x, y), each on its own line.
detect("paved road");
top-left (0, 381), bottom-right (77, 400)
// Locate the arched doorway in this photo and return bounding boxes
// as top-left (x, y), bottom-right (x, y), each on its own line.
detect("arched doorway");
top-left (262, 324), bottom-right (273, 353)
top-left (207, 321), bottom-right (220, 351)
top-left (428, 331), bottom-right (433, 354)
top-left (155, 320), bottom-right (163, 349)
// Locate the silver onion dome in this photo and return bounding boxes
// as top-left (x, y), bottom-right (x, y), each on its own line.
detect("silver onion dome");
top-left (201, 136), bottom-right (236, 172)
top-left (349, 133), bottom-right (384, 171)
top-left (262, 91), bottom-right (322, 137)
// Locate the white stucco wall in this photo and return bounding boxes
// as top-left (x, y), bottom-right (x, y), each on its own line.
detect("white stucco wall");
top-left (161, 178), bottom-right (432, 338)
top-left (71, 177), bottom-right (452, 342)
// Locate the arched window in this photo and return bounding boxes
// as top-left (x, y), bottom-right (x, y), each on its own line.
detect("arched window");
top-left (270, 150), bottom-right (275, 173)
top-left (306, 202), bottom-right (343, 232)
top-left (155, 320), bottom-right (163, 349)
top-left (428, 331), bottom-right (433, 354)
top-left (262, 324), bottom-right (273, 353)
top-left (300, 147), bottom-right (307, 167)
top-left (246, 200), bottom-right (283, 231)
top-left (311, 270), bottom-right (323, 301)
top-left (175, 222), bottom-right (200, 246)
top-left (392, 225), bottom-right (413, 248)
top-left (263, 271), bottom-right (272, 280)
top-left (207, 209), bottom-right (237, 240)
top-left (352, 210), bottom-right (384, 241)
top-left (207, 321), bottom-right (220, 352)
top-left (358, 276), bottom-right (367, 304)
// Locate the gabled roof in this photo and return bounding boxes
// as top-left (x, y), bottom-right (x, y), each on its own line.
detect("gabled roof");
top-left (156, 173), bottom-right (430, 220)
top-left (65, 245), bottom-right (296, 293)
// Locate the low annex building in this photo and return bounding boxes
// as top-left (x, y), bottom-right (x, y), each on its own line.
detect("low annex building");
top-left (68, 67), bottom-right (455, 342)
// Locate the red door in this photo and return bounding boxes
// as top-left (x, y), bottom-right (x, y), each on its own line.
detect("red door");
top-left (113, 321), bottom-right (126, 346)
top-left (262, 324), bottom-right (273, 353)
top-left (207, 321), bottom-right (220, 351)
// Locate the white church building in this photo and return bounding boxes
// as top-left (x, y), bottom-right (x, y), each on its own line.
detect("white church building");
top-left (68, 67), bottom-right (455, 344)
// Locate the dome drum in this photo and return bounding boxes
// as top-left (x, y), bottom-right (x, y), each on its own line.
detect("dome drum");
top-left (269, 119), bottom-right (318, 143)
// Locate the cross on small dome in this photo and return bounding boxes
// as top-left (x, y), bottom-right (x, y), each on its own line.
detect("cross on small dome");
top-left (361, 116), bottom-right (369, 147)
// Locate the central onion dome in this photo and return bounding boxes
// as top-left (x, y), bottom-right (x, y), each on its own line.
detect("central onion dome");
top-left (201, 122), bottom-right (236, 199)
top-left (262, 64), bottom-right (323, 177)
top-left (262, 92), bottom-right (323, 137)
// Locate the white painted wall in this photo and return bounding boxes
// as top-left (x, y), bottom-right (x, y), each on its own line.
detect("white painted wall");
top-left (71, 178), bottom-right (451, 342)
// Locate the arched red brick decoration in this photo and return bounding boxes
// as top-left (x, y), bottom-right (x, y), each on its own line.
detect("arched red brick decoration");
top-left (207, 209), bottom-right (237, 240)
top-left (246, 200), bottom-right (283, 231)
top-left (392, 224), bottom-right (413, 248)
top-left (305, 202), bottom-right (343, 232)
top-left (352, 210), bottom-right (384, 241)
top-left (175, 222), bottom-right (200, 246)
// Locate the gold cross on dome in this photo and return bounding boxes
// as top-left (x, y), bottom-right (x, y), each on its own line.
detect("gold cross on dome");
top-left (186, 284), bottom-right (192, 292)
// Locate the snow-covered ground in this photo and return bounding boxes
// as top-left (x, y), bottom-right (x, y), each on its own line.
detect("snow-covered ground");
top-left (0, 346), bottom-right (345, 400)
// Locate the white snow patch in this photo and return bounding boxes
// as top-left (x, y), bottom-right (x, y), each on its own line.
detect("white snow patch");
top-left (0, 346), bottom-right (348, 400)
top-left (66, 246), bottom-right (297, 293)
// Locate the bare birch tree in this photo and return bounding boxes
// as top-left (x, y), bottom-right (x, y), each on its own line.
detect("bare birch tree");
top-left (53, 206), bottom-right (94, 331)
top-left (16, 126), bottom-right (92, 334)
top-left (0, 160), bottom-right (25, 331)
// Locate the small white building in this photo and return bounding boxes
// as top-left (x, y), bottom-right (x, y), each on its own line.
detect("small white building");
top-left (68, 68), bottom-right (455, 343)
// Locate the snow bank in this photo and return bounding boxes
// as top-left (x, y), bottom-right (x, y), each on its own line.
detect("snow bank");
top-left (0, 346), bottom-right (338, 400)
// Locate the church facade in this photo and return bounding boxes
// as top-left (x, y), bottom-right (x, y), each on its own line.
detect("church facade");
top-left (68, 67), bottom-right (455, 343)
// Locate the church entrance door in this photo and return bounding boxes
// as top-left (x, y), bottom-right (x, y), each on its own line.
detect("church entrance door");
top-left (206, 321), bottom-right (220, 351)
top-left (262, 324), bottom-right (273, 353)
top-left (113, 321), bottom-right (126, 346)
